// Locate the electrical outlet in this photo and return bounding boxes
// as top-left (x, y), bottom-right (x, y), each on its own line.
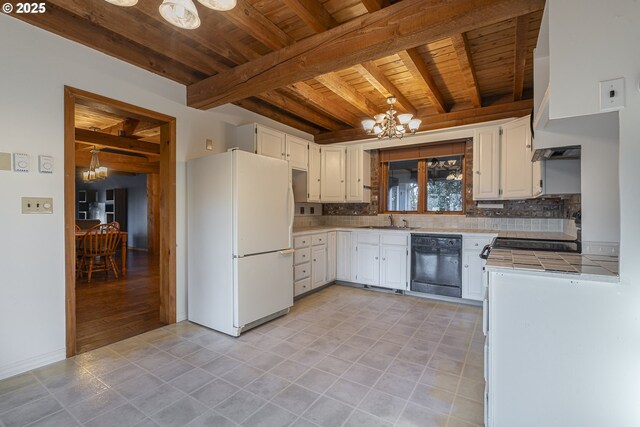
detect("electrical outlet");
top-left (22, 197), bottom-right (53, 214)
top-left (599, 77), bottom-right (625, 111)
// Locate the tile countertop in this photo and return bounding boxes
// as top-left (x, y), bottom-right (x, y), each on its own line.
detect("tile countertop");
top-left (485, 249), bottom-right (619, 282)
top-left (292, 226), bottom-right (575, 241)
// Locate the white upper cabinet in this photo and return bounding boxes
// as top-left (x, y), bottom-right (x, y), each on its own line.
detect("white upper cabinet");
top-left (321, 147), bottom-right (346, 202)
top-left (501, 116), bottom-right (533, 199)
top-left (473, 127), bottom-right (501, 200)
top-left (285, 135), bottom-right (308, 171)
top-left (256, 126), bottom-right (287, 160)
top-left (345, 146), bottom-right (371, 203)
top-left (307, 143), bottom-right (321, 202)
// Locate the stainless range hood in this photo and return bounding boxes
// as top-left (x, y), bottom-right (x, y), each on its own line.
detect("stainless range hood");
top-left (531, 145), bottom-right (581, 162)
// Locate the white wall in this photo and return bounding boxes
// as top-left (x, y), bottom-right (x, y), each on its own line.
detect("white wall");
top-left (0, 15), bottom-right (312, 379)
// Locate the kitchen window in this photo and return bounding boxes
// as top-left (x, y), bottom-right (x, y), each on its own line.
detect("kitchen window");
top-left (380, 140), bottom-right (466, 214)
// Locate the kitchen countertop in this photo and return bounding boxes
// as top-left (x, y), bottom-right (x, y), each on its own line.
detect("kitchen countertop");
top-left (485, 248), bottom-right (619, 281)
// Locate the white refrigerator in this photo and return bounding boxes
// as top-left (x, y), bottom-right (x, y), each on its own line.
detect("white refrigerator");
top-left (187, 150), bottom-right (294, 336)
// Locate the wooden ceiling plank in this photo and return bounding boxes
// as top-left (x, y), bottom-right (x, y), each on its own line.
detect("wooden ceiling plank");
top-left (46, 0), bottom-right (226, 75)
top-left (280, 0), bottom-right (337, 32)
top-left (224, 0), bottom-right (295, 50)
top-left (234, 98), bottom-right (321, 135)
top-left (75, 128), bottom-right (161, 155)
top-left (315, 99), bottom-right (533, 143)
top-left (257, 90), bottom-right (345, 131)
top-left (14, 4), bottom-right (204, 85)
top-left (284, 82), bottom-right (363, 127)
top-left (513, 14), bottom-right (530, 101)
top-left (187, 0), bottom-right (545, 109)
top-left (353, 61), bottom-right (417, 115)
top-left (398, 49), bottom-right (447, 114)
top-left (76, 150), bottom-right (159, 174)
top-left (360, 0), bottom-right (389, 13)
top-left (315, 73), bottom-right (379, 117)
top-left (451, 33), bottom-right (482, 108)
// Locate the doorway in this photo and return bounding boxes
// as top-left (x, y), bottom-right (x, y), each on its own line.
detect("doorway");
top-left (64, 87), bottom-right (176, 357)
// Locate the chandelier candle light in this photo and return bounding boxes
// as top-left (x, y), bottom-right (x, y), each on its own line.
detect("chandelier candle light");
top-left (82, 148), bottom-right (108, 182)
top-left (362, 97), bottom-right (422, 139)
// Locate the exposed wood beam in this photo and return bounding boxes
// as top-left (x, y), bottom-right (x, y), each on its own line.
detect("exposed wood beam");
top-left (187, 0), bottom-right (545, 109)
top-left (14, 4), bottom-right (204, 85)
top-left (315, 73), bottom-right (379, 117)
top-left (513, 14), bottom-right (530, 101)
top-left (75, 128), bottom-right (161, 155)
top-left (353, 62), bottom-right (417, 115)
top-left (74, 98), bottom-right (167, 128)
top-left (284, 82), bottom-right (363, 128)
top-left (257, 90), bottom-right (345, 131)
top-left (281, 0), bottom-right (337, 32)
top-left (234, 98), bottom-right (321, 135)
top-left (46, 0), bottom-right (226, 75)
top-left (315, 99), bottom-right (533, 144)
top-left (360, 0), bottom-right (389, 13)
top-left (398, 49), bottom-right (447, 114)
top-left (98, 118), bottom-right (141, 137)
top-left (451, 33), bottom-right (482, 108)
top-left (76, 150), bottom-right (159, 174)
top-left (224, 0), bottom-right (294, 50)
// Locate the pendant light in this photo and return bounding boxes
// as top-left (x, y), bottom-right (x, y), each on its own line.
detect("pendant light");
top-left (82, 148), bottom-right (108, 183)
top-left (197, 0), bottom-right (237, 11)
top-left (362, 97), bottom-right (422, 139)
top-left (104, 0), bottom-right (138, 6)
top-left (159, 0), bottom-right (201, 29)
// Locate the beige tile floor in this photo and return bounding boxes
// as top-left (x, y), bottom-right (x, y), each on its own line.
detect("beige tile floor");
top-left (0, 285), bottom-right (485, 427)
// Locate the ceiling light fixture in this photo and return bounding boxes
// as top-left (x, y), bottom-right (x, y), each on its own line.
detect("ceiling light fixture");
top-left (82, 148), bottom-right (108, 183)
top-left (103, 0), bottom-right (236, 30)
top-left (362, 97), bottom-right (422, 139)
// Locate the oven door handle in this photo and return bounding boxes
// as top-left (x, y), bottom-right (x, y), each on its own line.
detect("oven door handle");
top-left (479, 244), bottom-right (491, 260)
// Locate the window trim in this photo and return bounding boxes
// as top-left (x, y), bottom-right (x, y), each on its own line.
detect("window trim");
top-left (379, 140), bottom-right (468, 215)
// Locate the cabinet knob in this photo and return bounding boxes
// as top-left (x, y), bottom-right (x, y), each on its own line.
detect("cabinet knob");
top-left (358, 178), bottom-right (361, 182)
top-left (302, 254), bottom-right (306, 258)
top-left (341, 180), bottom-right (344, 183)
top-left (303, 270), bottom-right (306, 273)
top-left (375, 257), bottom-right (378, 260)
top-left (317, 179), bottom-right (320, 182)
top-left (475, 243), bottom-right (479, 246)
top-left (382, 257), bottom-right (386, 261)
top-left (526, 145), bottom-right (531, 148)
top-left (475, 171), bottom-right (480, 175)
top-left (465, 264), bottom-right (469, 268)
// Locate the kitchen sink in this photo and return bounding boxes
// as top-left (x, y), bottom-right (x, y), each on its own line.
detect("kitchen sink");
top-left (358, 225), bottom-right (416, 230)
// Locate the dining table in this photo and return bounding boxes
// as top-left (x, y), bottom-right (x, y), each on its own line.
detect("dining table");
top-left (75, 230), bottom-right (128, 276)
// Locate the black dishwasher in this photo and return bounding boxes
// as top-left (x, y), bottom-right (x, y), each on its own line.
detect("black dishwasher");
top-left (410, 234), bottom-right (462, 297)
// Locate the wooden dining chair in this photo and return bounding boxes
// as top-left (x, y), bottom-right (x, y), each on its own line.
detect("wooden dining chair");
top-left (78, 222), bottom-right (121, 283)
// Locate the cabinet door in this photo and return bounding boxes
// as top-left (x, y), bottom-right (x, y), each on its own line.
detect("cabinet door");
top-left (311, 245), bottom-right (327, 288)
top-left (345, 146), bottom-right (363, 202)
top-left (501, 116), bottom-right (533, 199)
top-left (356, 243), bottom-right (379, 285)
top-left (532, 160), bottom-right (544, 197)
top-left (473, 127), bottom-right (501, 200)
top-left (462, 251), bottom-right (485, 301)
top-left (380, 245), bottom-right (408, 290)
top-left (256, 126), bottom-right (286, 160)
top-left (327, 232), bottom-right (337, 282)
top-left (320, 147), bottom-right (346, 202)
top-left (336, 231), bottom-right (351, 281)
top-left (286, 135), bottom-right (309, 171)
top-left (308, 143), bottom-right (321, 202)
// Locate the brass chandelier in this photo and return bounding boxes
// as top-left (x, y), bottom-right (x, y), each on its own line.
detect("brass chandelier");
top-left (362, 97), bottom-right (422, 139)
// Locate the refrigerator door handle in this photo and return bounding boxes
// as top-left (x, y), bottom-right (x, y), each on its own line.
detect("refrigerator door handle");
top-left (287, 184), bottom-right (294, 244)
top-left (279, 248), bottom-right (295, 255)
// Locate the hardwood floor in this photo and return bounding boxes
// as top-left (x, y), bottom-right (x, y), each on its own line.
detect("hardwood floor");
top-left (76, 250), bottom-right (164, 354)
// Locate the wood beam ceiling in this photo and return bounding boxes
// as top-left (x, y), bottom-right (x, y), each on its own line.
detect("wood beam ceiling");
top-left (513, 14), bottom-right (530, 101)
top-left (76, 150), bottom-right (159, 174)
top-left (223, 0), bottom-right (294, 50)
top-left (398, 49), bottom-right (448, 114)
top-left (233, 98), bottom-right (322, 135)
top-left (451, 33), bottom-right (482, 108)
top-left (280, 0), bottom-right (337, 32)
top-left (75, 128), bottom-right (160, 156)
top-left (256, 90), bottom-right (346, 131)
top-left (285, 82), bottom-right (363, 128)
top-left (315, 99), bottom-right (533, 144)
top-left (315, 73), bottom-right (379, 117)
top-left (187, 0), bottom-right (545, 109)
top-left (353, 62), bottom-right (417, 115)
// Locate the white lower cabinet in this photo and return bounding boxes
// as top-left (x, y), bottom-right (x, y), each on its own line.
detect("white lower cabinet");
top-left (327, 232), bottom-right (336, 282)
top-left (336, 231), bottom-right (351, 281)
top-left (356, 243), bottom-right (380, 285)
top-left (355, 232), bottom-right (408, 290)
top-left (311, 245), bottom-right (327, 288)
top-left (462, 236), bottom-right (495, 301)
top-left (380, 245), bottom-right (408, 290)
top-left (294, 232), bottom-right (333, 296)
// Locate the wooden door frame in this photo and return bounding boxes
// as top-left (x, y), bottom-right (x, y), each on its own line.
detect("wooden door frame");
top-left (64, 86), bottom-right (177, 357)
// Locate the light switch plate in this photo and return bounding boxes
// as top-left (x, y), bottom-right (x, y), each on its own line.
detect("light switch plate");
top-left (0, 152), bottom-right (10, 171)
top-left (22, 197), bottom-right (53, 214)
top-left (599, 77), bottom-right (625, 111)
top-left (13, 153), bottom-right (30, 172)
top-left (39, 155), bottom-right (54, 174)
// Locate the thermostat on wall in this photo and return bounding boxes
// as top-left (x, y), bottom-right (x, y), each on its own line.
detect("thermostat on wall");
top-left (39, 155), bottom-right (54, 174)
top-left (13, 153), bottom-right (30, 172)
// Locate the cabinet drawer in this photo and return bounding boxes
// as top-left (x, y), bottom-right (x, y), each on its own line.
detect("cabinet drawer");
top-left (464, 237), bottom-right (493, 251)
top-left (311, 233), bottom-right (327, 246)
top-left (294, 247), bottom-right (311, 265)
top-left (294, 235), bottom-right (311, 248)
top-left (381, 233), bottom-right (408, 246)
top-left (294, 278), bottom-right (312, 296)
top-left (357, 232), bottom-right (379, 244)
top-left (294, 262), bottom-right (311, 280)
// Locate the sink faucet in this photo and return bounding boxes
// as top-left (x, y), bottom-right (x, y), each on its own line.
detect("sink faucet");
top-left (402, 219), bottom-right (409, 229)
top-left (388, 214), bottom-right (394, 227)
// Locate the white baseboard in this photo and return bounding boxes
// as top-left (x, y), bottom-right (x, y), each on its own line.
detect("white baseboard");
top-left (582, 241), bottom-right (620, 256)
top-left (0, 348), bottom-right (66, 381)
top-left (177, 312), bottom-right (187, 322)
